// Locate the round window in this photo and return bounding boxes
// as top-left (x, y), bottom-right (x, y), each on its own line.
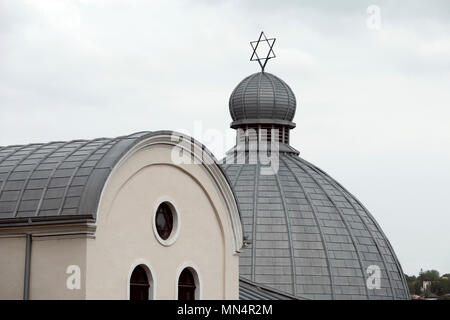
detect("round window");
top-left (153, 201), bottom-right (179, 246)
top-left (155, 202), bottom-right (173, 240)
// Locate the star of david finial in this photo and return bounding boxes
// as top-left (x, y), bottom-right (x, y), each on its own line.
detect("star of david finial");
top-left (250, 31), bottom-right (276, 72)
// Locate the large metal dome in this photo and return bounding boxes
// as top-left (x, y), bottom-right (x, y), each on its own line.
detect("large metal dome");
top-left (229, 72), bottom-right (296, 128)
top-left (222, 154), bottom-right (409, 300)
top-left (222, 70), bottom-right (409, 300)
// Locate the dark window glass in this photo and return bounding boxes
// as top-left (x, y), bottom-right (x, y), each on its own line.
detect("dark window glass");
top-left (130, 266), bottom-right (149, 300)
top-left (178, 268), bottom-right (196, 300)
top-left (155, 202), bottom-right (173, 240)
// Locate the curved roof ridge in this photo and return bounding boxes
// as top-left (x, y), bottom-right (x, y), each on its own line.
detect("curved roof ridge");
top-left (280, 155), bottom-right (336, 298)
top-left (279, 75), bottom-right (296, 120)
top-left (251, 162), bottom-right (259, 283)
top-left (273, 167), bottom-right (297, 295)
top-left (265, 72), bottom-right (277, 120)
top-left (257, 72), bottom-right (263, 119)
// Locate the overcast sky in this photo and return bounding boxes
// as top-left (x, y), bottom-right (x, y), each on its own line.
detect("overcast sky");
top-left (1, 0), bottom-right (449, 276)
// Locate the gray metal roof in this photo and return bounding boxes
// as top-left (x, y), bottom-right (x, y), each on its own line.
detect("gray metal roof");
top-left (229, 72), bottom-right (297, 128)
top-left (0, 132), bottom-right (157, 226)
top-left (239, 278), bottom-right (304, 300)
top-left (222, 153), bottom-right (410, 300)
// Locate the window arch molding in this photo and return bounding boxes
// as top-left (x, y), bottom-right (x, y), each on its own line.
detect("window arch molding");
top-left (152, 197), bottom-right (181, 246)
top-left (127, 259), bottom-right (156, 300)
top-left (175, 262), bottom-right (202, 300)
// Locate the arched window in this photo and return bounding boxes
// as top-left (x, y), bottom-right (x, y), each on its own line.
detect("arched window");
top-left (130, 265), bottom-right (150, 300)
top-left (178, 268), bottom-right (197, 300)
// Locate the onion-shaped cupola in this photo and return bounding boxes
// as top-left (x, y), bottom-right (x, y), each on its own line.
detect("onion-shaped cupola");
top-left (228, 31), bottom-right (297, 148)
top-left (229, 72), bottom-right (297, 129)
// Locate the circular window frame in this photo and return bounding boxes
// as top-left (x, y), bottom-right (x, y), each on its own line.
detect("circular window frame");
top-left (152, 198), bottom-right (180, 246)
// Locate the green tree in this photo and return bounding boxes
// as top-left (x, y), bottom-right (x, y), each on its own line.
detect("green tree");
top-left (431, 280), bottom-right (445, 296)
top-left (405, 273), bottom-right (421, 295)
top-left (406, 269), bottom-right (450, 297)
top-left (421, 270), bottom-right (440, 281)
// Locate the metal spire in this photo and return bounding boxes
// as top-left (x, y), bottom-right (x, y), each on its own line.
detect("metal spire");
top-left (250, 31), bottom-right (276, 72)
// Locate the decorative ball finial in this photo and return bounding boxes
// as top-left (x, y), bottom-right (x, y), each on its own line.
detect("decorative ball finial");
top-left (250, 31), bottom-right (276, 72)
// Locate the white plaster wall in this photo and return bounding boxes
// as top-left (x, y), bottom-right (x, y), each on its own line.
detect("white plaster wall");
top-left (85, 143), bottom-right (239, 299)
top-left (0, 236), bottom-right (26, 299)
top-left (0, 235), bottom-right (87, 300)
top-left (29, 236), bottom-right (87, 299)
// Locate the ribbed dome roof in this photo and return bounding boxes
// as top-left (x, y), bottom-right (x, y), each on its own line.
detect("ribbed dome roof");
top-left (229, 72), bottom-right (297, 128)
top-left (222, 153), bottom-right (410, 300)
top-left (0, 132), bottom-right (177, 225)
